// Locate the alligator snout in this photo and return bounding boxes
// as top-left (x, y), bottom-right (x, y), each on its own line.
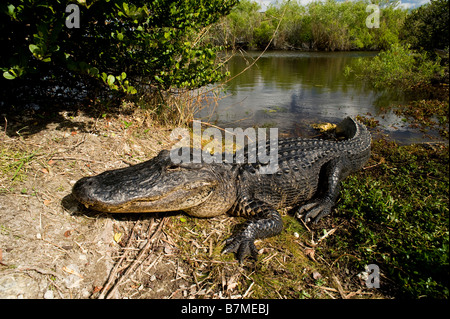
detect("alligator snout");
top-left (72, 176), bottom-right (99, 207)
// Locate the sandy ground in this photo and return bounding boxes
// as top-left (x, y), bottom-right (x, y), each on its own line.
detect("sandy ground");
top-left (0, 108), bottom-right (197, 299)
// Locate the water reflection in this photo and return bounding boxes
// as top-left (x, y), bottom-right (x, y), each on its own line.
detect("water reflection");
top-left (198, 51), bottom-right (431, 143)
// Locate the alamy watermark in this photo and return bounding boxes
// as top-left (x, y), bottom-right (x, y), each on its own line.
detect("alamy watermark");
top-left (65, 4), bottom-right (80, 29)
top-left (366, 4), bottom-right (380, 29)
top-left (358, 264), bottom-right (380, 288)
top-left (170, 120), bottom-right (279, 174)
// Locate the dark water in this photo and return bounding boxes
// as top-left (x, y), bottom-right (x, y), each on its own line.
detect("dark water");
top-left (197, 51), bottom-right (435, 143)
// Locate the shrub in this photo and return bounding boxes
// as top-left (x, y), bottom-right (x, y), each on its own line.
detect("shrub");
top-left (352, 43), bottom-right (444, 89)
top-left (253, 20), bottom-right (275, 49)
top-left (0, 0), bottom-right (238, 107)
top-left (401, 0), bottom-right (449, 52)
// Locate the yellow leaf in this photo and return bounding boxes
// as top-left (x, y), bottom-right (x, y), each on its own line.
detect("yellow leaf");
top-left (311, 122), bottom-right (337, 133)
top-left (114, 232), bottom-right (123, 243)
top-left (62, 266), bottom-right (83, 278)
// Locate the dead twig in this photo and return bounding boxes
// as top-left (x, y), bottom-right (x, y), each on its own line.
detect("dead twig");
top-left (242, 282), bottom-right (254, 299)
top-left (62, 266), bottom-right (84, 279)
top-left (308, 283), bottom-right (340, 293)
top-left (363, 158), bottom-right (385, 170)
top-left (102, 217), bottom-right (166, 299)
top-left (316, 228), bottom-right (337, 244)
top-left (50, 156), bottom-right (99, 163)
top-left (97, 219), bottom-right (142, 299)
top-left (308, 283), bottom-right (374, 299)
top-left (332, 275), bottom-right (347, 299)
top-left (331, 253), bottom-right (361, 268)
top-left (299, 217), bottom-right (311, 233)
top-left (3, 266), bottom-right (63, 281)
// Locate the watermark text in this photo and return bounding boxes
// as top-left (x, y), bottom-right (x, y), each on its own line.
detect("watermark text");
top-left (366, 4), bottom-right (380, 29)
top-left (170, 121), bottom-right (279, 174)
top-left (66, 4), bottom-right (80, 29)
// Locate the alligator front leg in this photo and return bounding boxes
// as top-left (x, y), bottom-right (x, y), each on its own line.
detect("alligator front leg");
top-left (223, 199), bottom-right (283, 263)
top-left (297, 158), bottom-right (348, 223)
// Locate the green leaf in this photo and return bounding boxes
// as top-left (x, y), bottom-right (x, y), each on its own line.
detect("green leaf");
top-left (121, 72), bottom-right (126, 80)
top-left (3, 71), bottom-right (16, 80)
top-left (29, 44), bottom-right (39, 54)
top-left (7, 4), bottom-right (15, 17)
top-left (107, 74), bottom-right (115, 86)
top-left (88, 67), bottom-right (99, 76)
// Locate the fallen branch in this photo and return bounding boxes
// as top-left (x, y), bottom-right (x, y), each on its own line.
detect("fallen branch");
top-left (97, 220), bottom-right (142, 299)
top-left (332, 275), bottom-right (347, 299)
top-left (101, 217), bottom-right (166, 299)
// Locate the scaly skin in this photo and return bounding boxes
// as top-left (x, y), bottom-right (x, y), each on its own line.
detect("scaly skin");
top-left (72, 117), bottom-right (371, 262)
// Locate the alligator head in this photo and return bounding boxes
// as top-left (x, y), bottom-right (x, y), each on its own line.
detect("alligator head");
top-left (72, 148), bottom-right (238, 217)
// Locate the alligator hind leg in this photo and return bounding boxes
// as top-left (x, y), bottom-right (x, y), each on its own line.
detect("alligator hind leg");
top-left (296, 158), bottom-right (348, 223)
top-left (222, 199), bottom-right (283, 263)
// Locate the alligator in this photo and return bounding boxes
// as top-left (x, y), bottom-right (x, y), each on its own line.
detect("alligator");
top-left (72, 117), bottom-right (371, 262)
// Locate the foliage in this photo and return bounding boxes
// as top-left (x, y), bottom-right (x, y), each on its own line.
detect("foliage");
top-left (335, 139), bottom-right (449, 298)
top-left (210, 0), bottom-right (261, 47)
top-left (253, 20), bottom-right (274, 49)
top-left (0, 0), bottom-right (238, 107)
top-left (210, 0), bottom-right (408, 51)
top-left (350, 43), bottom-right (445, 89)
top-left (401, 0), bottom-right (449, 52)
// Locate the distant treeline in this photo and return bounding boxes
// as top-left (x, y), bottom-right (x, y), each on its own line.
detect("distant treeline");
top-left (206, 0), bottom-right (437, 51)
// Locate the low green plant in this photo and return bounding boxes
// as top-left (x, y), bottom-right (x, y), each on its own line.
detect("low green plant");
top-left (334, 139), bottom-right (449, 298)
top-left (0, 148), bottom-right (38, 182)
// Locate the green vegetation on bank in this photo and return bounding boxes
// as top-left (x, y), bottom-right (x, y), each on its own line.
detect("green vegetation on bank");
top-left (208, 0), bottom-right (408, 51)
top-left (335, 138), bottom-right (449, 298)
top-left (2, 0), bottom-right (448, 122)
top-left (401, 0), bottom-right (449, 53)
top-left (348, 43), bottom-right (445, 89)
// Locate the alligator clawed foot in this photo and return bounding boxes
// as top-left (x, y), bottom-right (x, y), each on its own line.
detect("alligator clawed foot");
top-left (296, 199), bottom-right (333, 224)
top-left (222, 235), bottom-right (258, 263)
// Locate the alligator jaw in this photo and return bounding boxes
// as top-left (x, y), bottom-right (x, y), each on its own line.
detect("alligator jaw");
top-left (73, 179), bottom-right (218, 214)
top-left (113, 184), bottom-right (217, 213)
